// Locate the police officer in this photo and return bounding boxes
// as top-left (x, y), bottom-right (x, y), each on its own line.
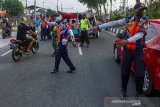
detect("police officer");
top-left (95, 3), bottom-right (148, 97)
top-left (50, 15), bottom-right (58, 57)
top-left (80, 14), bottom-right (92, 48)
top-left (45, 14), bottom-right (77, 73)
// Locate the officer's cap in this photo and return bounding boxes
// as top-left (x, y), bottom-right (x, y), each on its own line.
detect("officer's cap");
top-left (134, 2), bottom-right (147, 10)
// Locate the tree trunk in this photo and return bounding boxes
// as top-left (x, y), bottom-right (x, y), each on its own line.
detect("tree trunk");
top-left (99, 4), bottom-right (102, 16)
top-left (110, 0), bottom-right (112, 17)
top-left (136, 0), bottom-right (140, 3)
top-left (103, 3), bottom-right (107, 15)
top-left (96, 7), bottom-right (100, 16)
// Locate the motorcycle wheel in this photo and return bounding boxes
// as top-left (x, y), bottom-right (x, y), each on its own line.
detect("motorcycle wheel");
top-left (32, 42), bottom-right (39, 54)
top-left (12, 46), bottom-right (22, 62)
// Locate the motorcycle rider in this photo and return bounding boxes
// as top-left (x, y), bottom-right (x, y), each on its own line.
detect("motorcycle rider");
top-left (16, 17), bottom-right (36, 52)
top-left (95, 3), bottom-right (148, 97)
top-left (1, 17), bottom-right (11, 38)
top-left (45, 14), bottom-right (77, 73)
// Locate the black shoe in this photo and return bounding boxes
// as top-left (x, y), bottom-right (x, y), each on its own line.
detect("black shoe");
top-left (51, 52), bottom-right (56, 57)
top-left (87, 44), bottom-right (89, 48)
top-left (67, 68), bottom-right (76, 73)
top-left (51, 69), bottom-right (59, 73)
top-left (79, 44), bottom-right (83, 47)
top-left (120, 89), bottom-right (127, 98)
top-left (135, 92), bottom-right (143, 97)
top-left (51, 54), bottom-right (55, 57)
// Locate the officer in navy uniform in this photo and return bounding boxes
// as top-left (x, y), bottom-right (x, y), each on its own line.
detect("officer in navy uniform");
top-left (45, 15), bottom-right (77, 73)
top-left (95, 3), bottom-right (148, 97)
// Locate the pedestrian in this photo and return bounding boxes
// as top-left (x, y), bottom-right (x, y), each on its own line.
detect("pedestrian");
top-left (45, 14), bottom-right (77, 73)
top-left (95, 2), bottom-right (148, 97)
top-left (36, 17), bottom-right (41, 35)
top-left (50, 15), bottom-right (58, 57)
top-left (79, 14), bottom-right (92, 48)
top-left (40, 15), bottom-right (47, 41)
top-left (46, 15), bottom-right (51, 40)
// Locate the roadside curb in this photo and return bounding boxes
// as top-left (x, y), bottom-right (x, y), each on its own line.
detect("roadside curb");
top-left (106, 28), bottom-right (124, 34)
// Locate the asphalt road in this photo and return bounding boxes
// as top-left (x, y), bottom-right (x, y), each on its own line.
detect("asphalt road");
top-left (0, 30), bottom-right (159, 107)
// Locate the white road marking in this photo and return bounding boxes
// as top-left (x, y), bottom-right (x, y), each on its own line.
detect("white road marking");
top-left (106, 31), bottom-right (116, 36)
top-left (1, 50), bottom-right (12, 56)
top-left (78, 44), bottom-right (83, 55)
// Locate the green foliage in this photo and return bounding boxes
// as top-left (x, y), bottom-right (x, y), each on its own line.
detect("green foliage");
top-left (46, 9), bottom-right (56, 16)
top-left (3, 0), bottom-right (24, 17)
top-left (146, 1), bottom-right (160, 19)
top-left (110, 11), bottom-right (124, 21)
top-left (37, 8), bottom-right (45, 14)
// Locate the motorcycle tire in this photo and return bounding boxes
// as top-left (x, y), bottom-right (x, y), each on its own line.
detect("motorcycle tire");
top-left (12, 46), bottom-right (22, 62)
top-left (32, 42), bottom-right (39, 54)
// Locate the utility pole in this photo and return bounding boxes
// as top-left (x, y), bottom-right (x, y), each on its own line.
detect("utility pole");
top-left (26, 0), bottom-right (27, 8)
top-left (57, 0), bottom-right (59, 12)
top-left (34, 0), bottom-right (36, 18)
top-left (61, 4), bottom-right (62, 12)
top-left (43, 0), bottom-right (44, 15)
top-left (107, 2), bottom-right (109, 14)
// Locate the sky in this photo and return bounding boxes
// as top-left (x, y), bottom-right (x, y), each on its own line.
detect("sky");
top-left (21, 0), bottom-right (142, 13)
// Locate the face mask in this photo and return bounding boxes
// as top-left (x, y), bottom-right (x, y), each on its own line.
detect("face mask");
top-left (136, 11), bottom-right (144, 18)
top-left (56, 17), bottom-right (61, 22)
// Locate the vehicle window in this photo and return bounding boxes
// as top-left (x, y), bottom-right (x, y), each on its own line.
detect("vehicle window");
top-left (146, 24), bottom-right (157, 41)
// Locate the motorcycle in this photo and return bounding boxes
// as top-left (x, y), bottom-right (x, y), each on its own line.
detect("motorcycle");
top-left (2, 27), bottom-right (11, 39)
top-left (10, 36), bottom-right (39, 62)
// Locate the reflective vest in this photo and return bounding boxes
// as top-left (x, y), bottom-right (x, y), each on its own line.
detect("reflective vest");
top-left (53, 26), bottom-right (57, 32)
top-left (124, 16), bottom-right (148, 50)
top-left (80, 19), bottom-right (89, 31)
top-left (56, 22), bottom-right (69, 44)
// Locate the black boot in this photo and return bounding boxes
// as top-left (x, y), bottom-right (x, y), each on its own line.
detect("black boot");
top-left (51, 69), bottom-right (59, 73)
top-left (87, 44), bottom-right (89, 48)
top-left (135, 77), bottom-right (144, 97)
top-left (67, 67), bottom-right (76, 73)
top-left (79, 44), bottom-right (83, 47)
top-left (120, 75), bottom-right (130, 98)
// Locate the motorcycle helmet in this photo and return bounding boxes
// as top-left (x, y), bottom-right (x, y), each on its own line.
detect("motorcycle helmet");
top-left (20, 17), bottom-right (28, 25)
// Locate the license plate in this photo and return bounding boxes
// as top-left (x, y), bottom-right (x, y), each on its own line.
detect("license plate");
top-left (10, 44), bottom-right (16, 49)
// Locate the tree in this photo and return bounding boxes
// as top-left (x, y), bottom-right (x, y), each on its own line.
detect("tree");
top-left (37, 8), bottom-right (46, 15)
top-left (46, 9), bottom-right (56, 16)
top-left (78, 0), bottom-right (102, 16)
top-left (146, 0), bottom-right (160, 19)
top-left (3, 0), bottom-right (24, 17)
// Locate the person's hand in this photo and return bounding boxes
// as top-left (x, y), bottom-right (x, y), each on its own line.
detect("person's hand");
top-left (116, 40), bottom-right (129, 47)
top-left (93, 26), bottom-right (98, 31)
top-left (72, 41), bottom-right (77, 48)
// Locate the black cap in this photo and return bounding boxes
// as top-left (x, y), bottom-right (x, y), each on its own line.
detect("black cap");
top-left (134, 2), bottom-right (147, 10)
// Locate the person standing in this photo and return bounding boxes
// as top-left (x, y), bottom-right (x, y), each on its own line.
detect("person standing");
top-left (95, 3), bottom-right (148, 97)
top-left (50, 15), bottom-right (58, 57)
top-left (79, 14), bottom-right (92, 48)
top-left (36, 17), bottom-right (41, 35)
top-left (45, 14), bottom-right (77, 73)
top-left (40, 15), bottom-right (47, 41)
top-left (46, 15), bottom-right (51, 40)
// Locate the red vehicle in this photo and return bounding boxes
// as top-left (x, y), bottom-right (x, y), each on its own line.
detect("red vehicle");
top-left (113, 20), bottom-right (160, 95)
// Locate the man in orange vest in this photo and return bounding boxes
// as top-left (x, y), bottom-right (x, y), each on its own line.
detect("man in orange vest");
top-left (45, 14), bottom-right (77, 73)
top-left (95, 3), bottom-right (148, 97)
top-left (40, 15), bottom-right (47, 41)
top-left (46, 15), bottom-right (51, 40)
